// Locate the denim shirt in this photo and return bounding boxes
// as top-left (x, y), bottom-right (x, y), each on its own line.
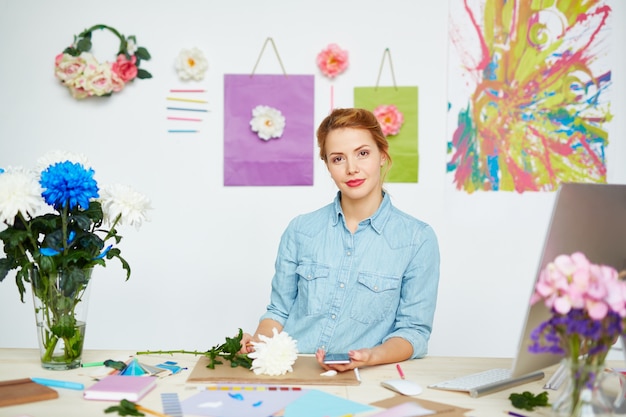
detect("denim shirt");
top-left (260, 192), bottom-right (440, 358)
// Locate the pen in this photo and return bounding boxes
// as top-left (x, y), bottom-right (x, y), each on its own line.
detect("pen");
top-left (507, 412), bottom-right (529, 417)
top-left (81, 361), bottom-right (105, 367)
top-left (396, 363), bottom-right (405, 379)
top-left (31, 377), bottom-right (84, 390)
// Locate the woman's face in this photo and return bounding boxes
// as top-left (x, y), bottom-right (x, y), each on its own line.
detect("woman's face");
top-left (324, 127), bottom-right (385, 203)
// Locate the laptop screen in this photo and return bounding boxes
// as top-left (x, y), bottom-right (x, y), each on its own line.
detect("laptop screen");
top-left (511, 182), bottom-right (626, 377)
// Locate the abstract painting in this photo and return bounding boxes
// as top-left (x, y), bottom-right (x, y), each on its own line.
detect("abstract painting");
top-left (446, 0), bottom-right (612, 193)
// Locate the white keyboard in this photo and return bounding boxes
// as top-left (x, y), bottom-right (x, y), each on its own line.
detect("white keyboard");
top-left (428, 368), bottom-right (544, 398)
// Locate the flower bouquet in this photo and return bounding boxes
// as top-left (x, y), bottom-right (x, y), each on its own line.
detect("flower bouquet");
top-left (529, 252), bottom-right (626, 416)
top-left (0, 152), bottom-right (151, 369)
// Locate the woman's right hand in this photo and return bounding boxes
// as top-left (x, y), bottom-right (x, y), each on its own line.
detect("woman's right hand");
top-left (239, 332), bottom-right (254, 354)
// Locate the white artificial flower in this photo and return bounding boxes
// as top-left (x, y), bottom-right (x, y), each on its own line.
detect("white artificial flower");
top-left (126, 38), bottom-right (137, 55)
top-left (248, 328), bottom-right (298, 376)
top-left (0, 168), bottom-right (44, 226)
top-left (175, 47), bottom-right (209, 81)
top-left (100, 184), bottom-right (152, 229)
top-left (36, 151), bottom-right (92, 173)
top-left (250, 105), bottom-right (286, 141)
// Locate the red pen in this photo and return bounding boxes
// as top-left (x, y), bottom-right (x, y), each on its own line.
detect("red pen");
top-left (396, 363), bottom-right (405, 379)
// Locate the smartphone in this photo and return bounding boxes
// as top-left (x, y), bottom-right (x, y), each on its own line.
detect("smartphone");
top-left (323, 353), bottom-right (351, 364)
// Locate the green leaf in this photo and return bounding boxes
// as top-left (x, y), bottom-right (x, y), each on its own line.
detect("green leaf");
top-left (509, 391), bottom-right (549, 411)
top-left (136, 69), bottom-right (152, 80)
top-left (104, 399), bottom-right (145, 416)
top-left (135, 47), bottom-right (151, 60)
top-left (76, 37), bottom-right (92, 53)
top-left (0, 258), bottom-right (13, 282)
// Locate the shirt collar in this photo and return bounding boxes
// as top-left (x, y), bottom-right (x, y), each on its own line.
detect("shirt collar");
top-left (331, 191), bottom-right (391, 234)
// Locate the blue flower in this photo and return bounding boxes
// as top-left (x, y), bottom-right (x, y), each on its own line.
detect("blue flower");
top-left (40, 161), bottom-right (99, 210)
top-left (94, 245), bottom-right (112, 260)
top-left (40, 247), bottom-right (61, 256)
top-left (0, 167), bottom-right (4, 174)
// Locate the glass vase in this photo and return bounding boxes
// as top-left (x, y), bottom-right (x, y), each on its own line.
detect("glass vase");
top-left (30, 267), bottom-right (93, 370)
top-left (552, 358), bottom-right (615, 417)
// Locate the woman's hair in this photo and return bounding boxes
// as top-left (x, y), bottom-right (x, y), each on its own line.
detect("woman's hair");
top-left (316, 108), bottom-right (392, 170)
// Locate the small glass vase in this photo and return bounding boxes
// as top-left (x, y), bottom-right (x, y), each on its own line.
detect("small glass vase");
top-left (30, 267), bottom-right (93, 370)
top-left (552, 357), bottom-right (615, 417)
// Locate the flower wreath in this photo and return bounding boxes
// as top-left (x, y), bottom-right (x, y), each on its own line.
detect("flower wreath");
top-left (54, 24), bottom-right (152, 100)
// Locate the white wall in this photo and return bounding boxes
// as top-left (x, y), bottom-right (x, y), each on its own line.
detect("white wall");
top-left (1, 0), bottom-right (625, 358)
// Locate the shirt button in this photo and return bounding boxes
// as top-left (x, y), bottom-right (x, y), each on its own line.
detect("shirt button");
top-left (340, 283), bottom-right (345, 288)
top-left (374, 286), bottom-right (378, 290)
top-left (331, 314), bottom-right (336, 319)
top-left (307, 274), bottom-right (312, 278)
top-left (346, 251), bottom-right (351, 256)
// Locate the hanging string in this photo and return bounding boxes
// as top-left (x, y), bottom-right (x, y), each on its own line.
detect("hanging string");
top-left (375, 48), bottom-right (398, 91)
top-left (250, 37), bottom-right (288, 77)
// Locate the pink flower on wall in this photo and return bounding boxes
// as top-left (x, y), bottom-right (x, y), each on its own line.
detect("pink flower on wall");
top-left (374, 104), bottom-right (404, 136)
top-left (316, 43), bottom-right (349, 78)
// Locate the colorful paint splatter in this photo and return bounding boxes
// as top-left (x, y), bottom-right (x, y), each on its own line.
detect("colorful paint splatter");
top-left (447, 0), bottom-right (612, 193)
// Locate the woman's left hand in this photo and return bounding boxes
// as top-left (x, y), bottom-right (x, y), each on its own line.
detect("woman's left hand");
top-left (315, 348), bottom-right (372, 371)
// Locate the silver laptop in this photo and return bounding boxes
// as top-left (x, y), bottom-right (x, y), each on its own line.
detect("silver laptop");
top-left (429, 182), bottom-right (626, 397)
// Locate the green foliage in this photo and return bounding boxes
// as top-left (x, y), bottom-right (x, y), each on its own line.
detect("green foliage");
top-left (136, 328), bottom-right (253, 370)
top-left (0, 199), bottom-right (130, 302)
top-left (509, 390), bottom-right (550, 411)
top-left (104, 399), bottom-right (145, 416)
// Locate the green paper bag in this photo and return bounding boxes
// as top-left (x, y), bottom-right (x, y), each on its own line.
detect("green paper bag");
top-left (354, 86), bottom-right (419, 183)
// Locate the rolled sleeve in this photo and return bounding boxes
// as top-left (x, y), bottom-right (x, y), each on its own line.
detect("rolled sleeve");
top-left (382, 224), bottom-right (440, 358)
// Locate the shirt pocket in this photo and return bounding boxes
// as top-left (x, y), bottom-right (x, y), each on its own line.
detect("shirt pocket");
top-left (350, 272), bottom-right (401, 324)
top-left (296, 263), bottom-right (330, 316)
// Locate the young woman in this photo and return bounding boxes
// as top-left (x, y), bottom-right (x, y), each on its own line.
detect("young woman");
top-left (240, 108), bottom-right (440, 371)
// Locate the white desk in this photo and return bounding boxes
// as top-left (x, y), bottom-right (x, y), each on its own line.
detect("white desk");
top-left (0, 348), bottom-right (579, 417)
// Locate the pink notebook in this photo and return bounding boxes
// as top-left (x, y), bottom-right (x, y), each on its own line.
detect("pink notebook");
top-left (84, 375), bottom-right (157, 401)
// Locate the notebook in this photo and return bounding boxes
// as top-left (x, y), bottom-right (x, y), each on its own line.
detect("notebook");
top-left (0, 378), bottom-right (59, 407)
top-left (430, 182), bottom-right (626, 396)
top-left (83, 375), bottom-right (157, 402)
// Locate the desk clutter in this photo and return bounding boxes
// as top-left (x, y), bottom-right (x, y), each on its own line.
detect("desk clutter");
top-left (0, 354), bottom-right (475, 417)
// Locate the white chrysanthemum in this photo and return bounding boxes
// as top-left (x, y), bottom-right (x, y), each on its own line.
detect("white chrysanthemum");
top-left (0, 167), bottom-right (45, 225)
top-left (175, 47), bottom-right (209, 81)
top-left (100, 184), bottom-right (152, 229)
top-left (248, 328), bottom-right (298, 376)
top-left (36, 150), bottom-right (92, 173)
top-left (250, 105), bottom-right (286, 141)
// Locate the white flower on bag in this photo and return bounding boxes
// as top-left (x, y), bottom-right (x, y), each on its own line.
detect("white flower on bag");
top-left (100, 184), bottom-right (153, 229)
top-left (248, 328), bottom-right (298, 376)
top-left (250, 105), bottom-right (286, 141)
top-left (175, 47), bottom-right (209, 81)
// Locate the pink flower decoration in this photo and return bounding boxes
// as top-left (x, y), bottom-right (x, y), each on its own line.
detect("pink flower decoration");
top-left (374, 104), bottom-right (404, 136)
top-left (111, 54), bottom-right (138, 83)
top-left (316, 43), bottom-right (349, 78)
top-left (531, 252), bottom-right (626, 320)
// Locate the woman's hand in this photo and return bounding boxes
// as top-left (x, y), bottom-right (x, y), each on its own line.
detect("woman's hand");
top-left (315, 348), bottom-right (373, 372)
top-left (238, 332), bottom-right (254, 354)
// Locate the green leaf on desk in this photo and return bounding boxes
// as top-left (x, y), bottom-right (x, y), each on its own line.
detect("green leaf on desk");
top-left (104, 399), bottom-right (144, 416)
top-left (509, 390), bottom-right (549, 411)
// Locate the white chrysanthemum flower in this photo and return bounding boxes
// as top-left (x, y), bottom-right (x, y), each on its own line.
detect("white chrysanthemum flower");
top-left (100, 184), bottom-right (152, 229)
top-left (36, 150), bottom-right (92, 173)
top-left (250, 105), bottom-right (286, 141)
top-left (175, 47), bottom-right (209, 81)
top-left (248, 328), bottom-right (298, 376)
top-left (0, 167), bottom-right (45, 226)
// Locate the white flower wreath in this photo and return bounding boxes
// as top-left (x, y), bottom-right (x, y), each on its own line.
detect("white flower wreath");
top-left (54, 24), bottom-right (152, 100)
